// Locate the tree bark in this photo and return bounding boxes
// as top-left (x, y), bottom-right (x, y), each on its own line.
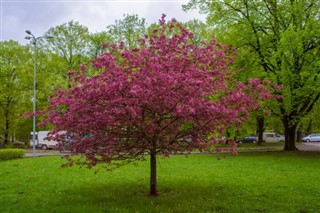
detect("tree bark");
top-left (4, 108), bottom-right (10, 144)
top-left (149, 141), bottom-right (157, 196)
top-left (296, 128), bottom-right (302, 143)
top-left (282, 116), bottom-right (298, 151)
top-left (256, 116), bottom-right (265, 145)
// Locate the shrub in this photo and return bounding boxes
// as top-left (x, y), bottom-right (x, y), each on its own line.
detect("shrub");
top-left (0, 149), bottom-right (25, 161)
top-left (4, 143), bottom-right (14, 148)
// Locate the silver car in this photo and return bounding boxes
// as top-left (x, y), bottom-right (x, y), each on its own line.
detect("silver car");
top-left (302, 133), bottom-right (320, 142)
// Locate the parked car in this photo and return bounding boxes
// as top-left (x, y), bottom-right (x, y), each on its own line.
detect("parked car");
top-left (237, 136), bottom-right (258, 143)
top-left (263, 132), bottom-right (285, 143)
top-left (302, 133), bottom-right (320, 142)
top-left (262, 132), bottom-right (285, 143)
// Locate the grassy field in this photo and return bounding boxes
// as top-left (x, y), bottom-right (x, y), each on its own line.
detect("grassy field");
top-left (1, 152), bottom-right (320, 213)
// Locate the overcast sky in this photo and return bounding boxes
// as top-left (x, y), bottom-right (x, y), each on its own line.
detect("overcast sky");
top-left (1, 0), bottom-right (206, 45)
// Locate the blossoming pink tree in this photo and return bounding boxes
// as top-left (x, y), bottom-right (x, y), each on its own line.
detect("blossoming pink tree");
top-left (41, 16), bottom-right (271, 196)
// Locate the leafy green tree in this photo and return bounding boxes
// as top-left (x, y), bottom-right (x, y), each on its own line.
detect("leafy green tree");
top-left (88, 32), bottom-right (109, 58)
top-left (183, 19), bottom-right (214, 43)
top-left (107, 14), bottom-right (147, 49)
top-left (184, 0), bottom-right (320, 150)
top-left (42, 20), bottom-right (91, 86)
top-left (0, 41), bottom-right (32, 144)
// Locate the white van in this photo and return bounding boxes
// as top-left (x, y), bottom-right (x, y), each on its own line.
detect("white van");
top-left (263, 132), bottom-right (285, 143)
top-left (30, 131), bottom-right (59, 150)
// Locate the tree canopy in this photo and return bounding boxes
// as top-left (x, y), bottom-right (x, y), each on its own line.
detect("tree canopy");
top-left (184, 0), bottom-right (320, 150)
top-left (106, 14), bottom-right (147, 49)
top-left (0, 41), bottom-right (32, 144)
top-left (44, 20), bottom-right (91, 73)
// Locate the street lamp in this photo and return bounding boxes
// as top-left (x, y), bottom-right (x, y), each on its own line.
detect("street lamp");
top-left (25, 30), bottom-right (53, 157)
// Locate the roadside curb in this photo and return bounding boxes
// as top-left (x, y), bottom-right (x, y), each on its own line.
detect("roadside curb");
top-left (23, 143), bottom-right (320, 157)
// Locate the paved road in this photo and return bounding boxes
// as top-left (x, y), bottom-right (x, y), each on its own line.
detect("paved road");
top-left (24, 142), bottom-right (320, 157)
top-left (297, 142), bottom-right (320, 151)
top-left (25, 149), bottom-right (69, 157)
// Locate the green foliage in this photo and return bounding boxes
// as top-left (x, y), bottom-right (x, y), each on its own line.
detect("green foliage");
top-left (0, 153), bottom-right (320, 212)
top-left (88, 32), bottom-right (109, 58)
top-left (0, 40), bottom-right (33, 143)
top-left (44, 20), bottom-right (91, 70)
top-left (184, 0), bottom-right (320, 149)
top-left (0, 148), bottom-right (24, 161)
top-left (183, 19), bottom-right (215, 43)
top-left (106, 14), bottom-right (147, 49)
top-left (300, 100), bottom-right (320, 134)
top-left (41, 20), bottom-right (92, 90)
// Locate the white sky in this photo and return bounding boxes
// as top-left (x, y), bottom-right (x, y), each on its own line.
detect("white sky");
top-left (0, 0), bottom-right (206, 44)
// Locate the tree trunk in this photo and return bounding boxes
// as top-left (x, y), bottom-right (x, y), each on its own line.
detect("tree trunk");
top-left (282, 116), bottom-right (298, 151)
top-left (149, 141), bottom-right (157, 196)
top-left (296, 128), bottom-right (302, 143)
top-left (4, 109), bottom-right (10, 144)
top-left (256, 116), bottom-right (265, 145)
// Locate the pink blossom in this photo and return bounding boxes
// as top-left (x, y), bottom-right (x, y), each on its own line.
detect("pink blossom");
top-left (80, 64), bottom-right (87, 71)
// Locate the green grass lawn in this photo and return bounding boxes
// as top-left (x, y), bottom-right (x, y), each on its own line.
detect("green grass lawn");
top-left (1, 152), bottom-right (320, 213)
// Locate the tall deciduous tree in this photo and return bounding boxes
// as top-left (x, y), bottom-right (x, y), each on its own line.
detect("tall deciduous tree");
top-left (184, 0), bottom-right (320, 150)
top-left (43, 20), bottom-right (91, 82)
top-left (0, 41), bottom-right (32, 144)
top-left (106, 14), bottom-right (147, 49)
top-left (88, 32), bottom-right (109, 58)
top-left (183, 19), bottom-right (215, 43)
top-left (42, 17), bottom-right (271, 196)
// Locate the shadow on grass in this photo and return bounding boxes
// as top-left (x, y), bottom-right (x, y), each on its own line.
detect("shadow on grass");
top-left (53, 158), bottom-right (320, 213)
top-left (52, 180), bottom-right (234, 213)
top-left (52, 178), bottom-right (320, 213)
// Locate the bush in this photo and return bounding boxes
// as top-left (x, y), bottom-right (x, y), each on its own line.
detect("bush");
top-left (4, 143), bottom-right (14, 148)
top-left (0, 149), bottom-right (25, 161)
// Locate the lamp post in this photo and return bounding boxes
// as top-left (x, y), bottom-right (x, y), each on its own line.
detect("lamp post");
top-left (25, 30), bottom-right (53, 157)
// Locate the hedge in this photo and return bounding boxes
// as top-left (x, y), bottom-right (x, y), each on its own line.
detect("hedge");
top-left (0, 149), bottom-right (25, 161)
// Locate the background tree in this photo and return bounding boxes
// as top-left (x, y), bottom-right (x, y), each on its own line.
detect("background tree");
top-left (106, 14), bottom-right (147, 49)
top-left (0, 41), bottom-right (32, 144)
top-left (183, 19), bottom-right (214, 43)
top-left (184, 0), bottom-right (320, 150)
top-left (88, 32), bottom-right (109, 58)
top-left (42, 17), bottom-right (271, 196)
top-left (42, 20), bottom-right (92, 89)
